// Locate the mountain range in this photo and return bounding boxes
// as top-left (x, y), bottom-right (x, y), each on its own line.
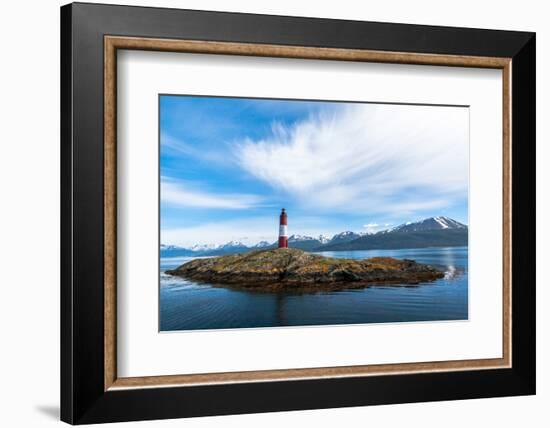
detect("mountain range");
top-left (161, 216), bottom-right (468, 256)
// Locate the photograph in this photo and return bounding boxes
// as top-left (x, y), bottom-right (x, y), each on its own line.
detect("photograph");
top-left (159, 95), bottom-right (470, 331)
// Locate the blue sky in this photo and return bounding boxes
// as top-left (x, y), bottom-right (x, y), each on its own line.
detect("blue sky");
top-left (160, 95), bottom-right (469, 247)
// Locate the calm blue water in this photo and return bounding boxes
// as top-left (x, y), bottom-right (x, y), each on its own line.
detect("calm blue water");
top-left (160, 247), bottom-right (468, 331)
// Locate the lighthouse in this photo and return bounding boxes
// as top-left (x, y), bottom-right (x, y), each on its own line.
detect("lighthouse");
top-left (278, 208), bottom-right (288, 248)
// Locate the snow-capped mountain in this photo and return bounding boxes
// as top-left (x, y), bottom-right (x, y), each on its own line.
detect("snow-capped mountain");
top-left (318, 234), bottom-right (330, 244)
top-left (288, 234), bottom-right (316, 242)
top-left (161, 240), bottom-right (267, 256)
top-left (159, 244), bottom-right (198, 257)
top-left (189, 243), bottom-right (220, 252)
top-left (160, 244), bottom-right (183, 251)
top-left (218, 240), bottom-right (247, 248)
top-left (287, 235), bottom-right (325, 251)
top-left (388, 216), bottom-right (467, 233)
top-left (328, 231), bottom-right (362, 245)
top-left (161, 216), bottom-right (468, 256)
top-left (322, 216), bottom-right (468, 251)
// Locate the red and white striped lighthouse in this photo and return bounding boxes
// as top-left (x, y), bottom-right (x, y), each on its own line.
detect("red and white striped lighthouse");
top-left (278, 208), bottom-right (288, 248)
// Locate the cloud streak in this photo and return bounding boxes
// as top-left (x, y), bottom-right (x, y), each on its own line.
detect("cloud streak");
top-left (161, 133), bottom-right (229, 165)
top-left (161, 177), bottom-right (263, 210)
top-left (236, 103), bottom-right (468, 216)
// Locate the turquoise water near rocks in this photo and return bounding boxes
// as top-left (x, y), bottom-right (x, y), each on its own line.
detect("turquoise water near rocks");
top-left (160, 246), bottom-right (468, 331)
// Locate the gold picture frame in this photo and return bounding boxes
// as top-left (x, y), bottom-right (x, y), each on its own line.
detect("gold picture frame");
top-left (103, 36), bottom-right (512, 391)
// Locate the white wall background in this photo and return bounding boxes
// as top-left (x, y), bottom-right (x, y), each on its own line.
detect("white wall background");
top-left (0, 0), bottom-right (546, 427)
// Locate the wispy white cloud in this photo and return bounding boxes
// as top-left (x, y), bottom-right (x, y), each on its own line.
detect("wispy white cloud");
top-left (161, 133), bottom-right (228, 165)
top-left (362, 222), bottom-right (379, 232)
top-left (236, 103), bottom-right (468, 216)
top-left (364, 223), bottom-right (379, 228)
top-left (362, 222), bottom-right (391, 233)
top-left (161, 177), bottom-right (263, 210)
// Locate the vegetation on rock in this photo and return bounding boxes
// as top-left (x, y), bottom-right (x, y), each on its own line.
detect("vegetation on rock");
top-left (165, 248), bottom-right (443, 291)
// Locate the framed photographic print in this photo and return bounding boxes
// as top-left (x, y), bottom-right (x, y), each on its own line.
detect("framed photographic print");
top-left (61, 2), bottom-right (536, 424)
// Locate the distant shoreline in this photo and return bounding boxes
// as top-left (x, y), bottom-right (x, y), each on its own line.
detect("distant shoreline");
top-left (161, 217), bottom-right (468, 257)
top-left (161, 241), bottom-right (468, 259)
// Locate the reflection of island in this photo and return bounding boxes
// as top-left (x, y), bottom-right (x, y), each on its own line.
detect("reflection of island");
top-left (165, 248), bottom-right (443, 292)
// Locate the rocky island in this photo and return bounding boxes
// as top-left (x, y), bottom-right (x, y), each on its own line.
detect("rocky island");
top-left (165, 248), bottom-right (444, 291)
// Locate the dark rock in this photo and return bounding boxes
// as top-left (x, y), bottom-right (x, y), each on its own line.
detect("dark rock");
top-left (165, 248), bottom-right (444, 292)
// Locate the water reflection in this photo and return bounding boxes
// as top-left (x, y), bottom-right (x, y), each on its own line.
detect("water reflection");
top-left (160, 246), bottom-right (468, 331)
